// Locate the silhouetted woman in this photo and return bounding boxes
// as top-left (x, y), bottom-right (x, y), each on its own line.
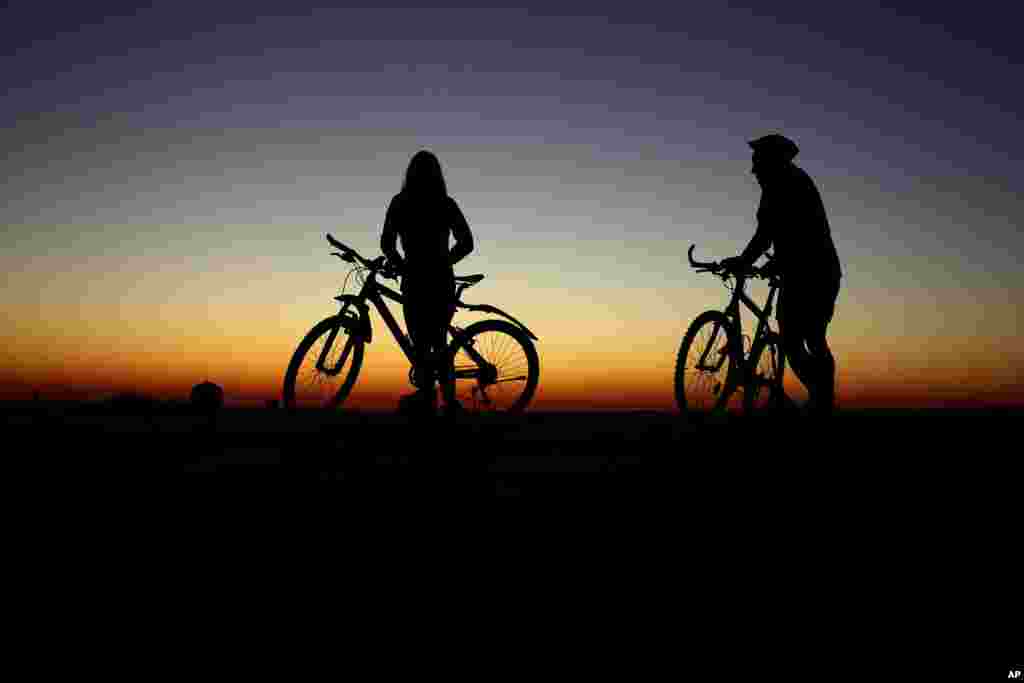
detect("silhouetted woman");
top-left (381, 150), bottom-right (474, 415)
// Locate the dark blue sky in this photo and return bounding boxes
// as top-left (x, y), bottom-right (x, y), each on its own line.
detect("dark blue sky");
top-left (5, 2), bottom-right (1020, 145)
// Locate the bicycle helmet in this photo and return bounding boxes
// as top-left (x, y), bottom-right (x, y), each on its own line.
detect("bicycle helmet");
top-left (748, 134), bottom-right (799, 162)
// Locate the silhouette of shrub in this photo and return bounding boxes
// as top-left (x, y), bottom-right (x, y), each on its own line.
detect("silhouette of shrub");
top-left (190, 382), bottom-right (224, 415)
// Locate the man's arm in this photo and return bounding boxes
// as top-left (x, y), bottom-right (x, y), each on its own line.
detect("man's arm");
top-left (380, 197), bottom-right (405, 272)
top-left (448, 199), bottom-right (474, 266)
top-left (736, 221), bottom-right (772, 268)
top-left (725, 198), bottom-right (774, 270)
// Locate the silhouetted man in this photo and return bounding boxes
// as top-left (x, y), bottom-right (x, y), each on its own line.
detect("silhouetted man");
top-left (722, 134), bottom-right (842, 415)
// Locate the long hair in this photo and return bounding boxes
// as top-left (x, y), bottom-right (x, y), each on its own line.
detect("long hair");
top-left (401, 150), bottom-right (447, 197)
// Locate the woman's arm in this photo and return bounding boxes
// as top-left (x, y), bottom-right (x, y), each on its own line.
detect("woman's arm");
top-left (380, 196), bottom-right (406, 272)
top-left (448, 198), bottom-right (474, 266)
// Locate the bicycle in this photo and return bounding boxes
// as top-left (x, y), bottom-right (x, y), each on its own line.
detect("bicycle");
top-left (674, 244), bottom-right (789, 418)
top-left (282, 233), bottom-right (540, 414)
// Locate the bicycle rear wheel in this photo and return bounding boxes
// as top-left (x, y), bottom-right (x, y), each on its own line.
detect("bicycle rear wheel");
top-left (743, 332), bottom-right (786, 415)
top-left (282, 315), bottom-right (365, 410)
top-left (674, 311), bottom-right (741, 418)
top-left (445, 319), bottom-right (539, 414)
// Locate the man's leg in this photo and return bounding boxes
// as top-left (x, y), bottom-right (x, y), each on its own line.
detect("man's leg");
top-left (803, 277), bottom-right (839, 415)
top-left (777, 288), bottom-right (819, 407)
top-left (781, 332), bottom-right (818, 406)
top-left (804, 324), bottom-right (835, 415)
top-left (804, 278), bottom-right (838, 415)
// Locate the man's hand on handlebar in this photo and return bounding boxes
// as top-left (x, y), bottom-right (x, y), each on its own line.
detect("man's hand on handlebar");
top-left (689, 245), bottom-right (776, 280)
top-left (719, 256), bottom-right (777, 279)
top-left (378, 258), bottom-right (401, 281)
top-left (719, 256), bottom-right (747, 273)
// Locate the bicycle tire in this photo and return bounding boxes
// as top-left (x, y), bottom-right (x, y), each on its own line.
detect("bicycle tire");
top-left (743, 332), bottom-right (786, 416)
top-left (445, 319), bottom-right (539, 414)
top-left (674, 310), bottom-right (742, 418)
top-left (282, 315), bottom-right (365, 411)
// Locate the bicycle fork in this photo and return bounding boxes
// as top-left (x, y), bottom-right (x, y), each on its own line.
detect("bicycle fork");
top-left (316, 306), bottom-right (359, 376)
top-left (697, 319), bottom-right (740, 372)
top-left (697, 317), bottom-right (748, 397)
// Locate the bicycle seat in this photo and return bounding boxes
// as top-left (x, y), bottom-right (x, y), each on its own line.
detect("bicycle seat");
top-left (455, 274), bottom-right (485, 285)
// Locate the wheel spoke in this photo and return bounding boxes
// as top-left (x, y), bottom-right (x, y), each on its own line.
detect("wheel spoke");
top-left (676, 313), bottom-right (742, 416)
top-left (450, 323), bottom-right (537, 414)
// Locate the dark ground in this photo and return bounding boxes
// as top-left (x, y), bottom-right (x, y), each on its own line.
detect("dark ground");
top-left (7, 401), bottom-right (1022, 505)
top-left (13, 399), bottom-right (1018, 658)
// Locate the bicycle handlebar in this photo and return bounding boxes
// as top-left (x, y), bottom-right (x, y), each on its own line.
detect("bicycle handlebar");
top-left (687, 245), bottom-right (718, 271)
top-left (325, 233), bottom-right (346, 251)
top-left (688, 244), bottom-right (777, 281)
top-left (326, 233), bottom-right (401, 280)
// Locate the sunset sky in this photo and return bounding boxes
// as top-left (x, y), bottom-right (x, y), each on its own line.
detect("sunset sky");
top-left (3, 1), bottom-right (1021, 409)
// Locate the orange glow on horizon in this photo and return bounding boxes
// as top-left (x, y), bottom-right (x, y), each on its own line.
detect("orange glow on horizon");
top-left (4, 356), bottom-right (1022, 410)
top-left (3, 293), bottom-right (1021, 410)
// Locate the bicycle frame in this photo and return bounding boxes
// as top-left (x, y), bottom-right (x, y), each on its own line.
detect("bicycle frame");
top-left (313, 233), bottom-right (538, 389)
top-left (677, 244), bottom-right (789, 415)
top-left (694, 271), bottom-right (781, 380)
top-left (322, 270), bottom-right (524, 385)
top-left (360, 278), bottom-right (418, 360)
top-left (723, 273), bottom-right (780, 361)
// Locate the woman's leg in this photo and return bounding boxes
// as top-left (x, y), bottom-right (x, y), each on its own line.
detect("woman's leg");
top-left (403, 277), bottom-right (456, 414)
top-left (403, 292), bottom-right (438, 403)
top-left (438, 298), bottom-right (458, 407)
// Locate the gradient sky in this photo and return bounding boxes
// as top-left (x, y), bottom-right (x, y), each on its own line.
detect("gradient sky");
top-left (3, 0), bottom-right (1022, 408)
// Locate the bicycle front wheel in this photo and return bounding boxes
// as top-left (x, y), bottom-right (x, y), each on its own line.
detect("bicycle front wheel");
top-left (674, 311), bottom-right (741, 418)
top-left (743, 332), bottom-right (786, 416)
top-left (445, 319), bottom-right (539, 414)
top-left (282, 315), bottom-right (365, 410)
